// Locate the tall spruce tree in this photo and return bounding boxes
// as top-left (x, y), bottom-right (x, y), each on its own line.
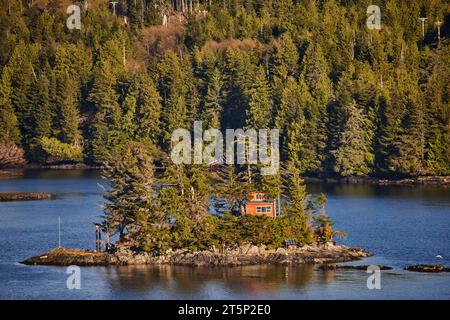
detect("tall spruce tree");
top-left (157, 51), bottom-right (189, 148)
top-left (56, 72), bottom-right (80, 145)
top-left (285, 163), bottom-right (313, 245)
top-left (0, 67), bottom-right (20, 143)
top-left (332, 101), bottom-right (374, 176)
top-left (203, 68), bottom-right (224, 129)
top-left (88, 63), bottom-right (122, 164)
top-left (103, 141), bottom-right (169, 253)
top-left (31, 74), bottom-right (52, 137)
top-left (301, 42), bottom-right (331, 172)
top-left (135, 73), bottom-right (162, 144)
top-left (245, 67), bottom-right (273, 129)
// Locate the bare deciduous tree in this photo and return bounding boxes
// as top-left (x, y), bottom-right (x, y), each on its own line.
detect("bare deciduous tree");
top-left (0, 142), bottom-right (26, 167)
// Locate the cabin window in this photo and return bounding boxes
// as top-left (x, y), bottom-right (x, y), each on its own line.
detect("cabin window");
top-left (256, 206), bottom-right (272, 213)
top-left (256, 194), bottom-right (263, 200)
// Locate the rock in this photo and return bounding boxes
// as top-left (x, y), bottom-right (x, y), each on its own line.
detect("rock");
top-left (404, 264), bottom-right (450, 273)
top-left (275, 247), bottom-right (287, 254)
top-left (280, 259), bottom-right (291, 266)
top-left (240, 243), bottom-right (252, 254)
top-left (247, 245), bottom-right (260, 255)
top-left (318, 264), bottom-right (393, 271)
top-left (21, 247), bottom-right (110, 266)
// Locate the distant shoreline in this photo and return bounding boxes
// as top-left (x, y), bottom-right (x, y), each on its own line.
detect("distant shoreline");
top-left (1, 166), bottom-right (448, 186)
top-left (304, 175), bottom-right (450, 186)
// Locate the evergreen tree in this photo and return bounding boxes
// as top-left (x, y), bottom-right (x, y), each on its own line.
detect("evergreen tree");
top-left (270, 33), bottom-right (299, 81)
top-left (300, 42), bottom-right (331, 171)
top-left (285, 163), bottom-right (313, 245)
top-left (88, 63), bottom-right (122, 164)
top-left (56, 72), bottom-right (80, 145)
top-left (135, 73), bottom-right (162, 144)
top-left (332, 101), bottom-right (374, 176)
top-left (203, 68), bottom-right (224, 129)
top-left (0, 67), bottom-right (20, 143)
top-left (245, 67), bottom-right (273, 129)
top-left (157, 51), bottom-right (189, 147)
top-left (103, 141), bottom-right (169, 253)
top-left (276, 76), bottom-right (318, 173)
top-left (377, 66), bottom-right (424, 176)
top-left (423, 49), bottom-right (450, 175)
top-left (31, 74), bottom-right (53, 139)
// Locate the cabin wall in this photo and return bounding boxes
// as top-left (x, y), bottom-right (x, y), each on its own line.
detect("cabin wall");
top-left (245, 202), bottom-right (275, 218)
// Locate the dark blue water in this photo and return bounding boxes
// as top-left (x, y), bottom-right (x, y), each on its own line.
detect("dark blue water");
top-left (0, 170), bottom-right (449, 299)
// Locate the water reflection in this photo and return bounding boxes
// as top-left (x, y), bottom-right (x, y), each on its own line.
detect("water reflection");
top-left (99, 264), bottom-right (338, 297)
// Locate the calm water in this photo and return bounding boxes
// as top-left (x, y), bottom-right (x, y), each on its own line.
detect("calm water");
top-left (0, 170), bottom-right (449, 300)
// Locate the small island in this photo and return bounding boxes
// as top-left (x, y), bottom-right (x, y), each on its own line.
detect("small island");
top-left (0, 192), bottom-right (54, 202)
top-left (23, 141), bottom-right (372, 267)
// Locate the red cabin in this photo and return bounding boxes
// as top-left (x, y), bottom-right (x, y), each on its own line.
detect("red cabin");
top-left (244, 192), bottom-right (276, 218)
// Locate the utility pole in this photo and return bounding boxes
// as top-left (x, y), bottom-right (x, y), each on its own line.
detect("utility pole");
top-left (419, 17), bottom-right (428, 40)
top-left (110, 1), bottom-right (118, 15)
top-left (30, 64), bottom-right (37, 82)
top-left (123, 38), bottom-right (126, 67)
top-left (58, 216), bottom-right (61, 248)
top-left (400, 43), bottom-right (405, 61)
top-left (351, 33), bottom-right (355, 60)
top-left (435, 21), bottom-right (442, 47)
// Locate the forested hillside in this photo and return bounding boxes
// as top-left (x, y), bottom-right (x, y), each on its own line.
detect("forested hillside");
top-left (0, 0), bottom-right (449, 177)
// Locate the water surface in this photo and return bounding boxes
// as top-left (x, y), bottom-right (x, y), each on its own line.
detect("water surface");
top-left (0, 170), bottom-right (449, 299)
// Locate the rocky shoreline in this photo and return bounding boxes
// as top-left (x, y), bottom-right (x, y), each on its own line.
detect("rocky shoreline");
top-left (22, 243), bottom-right (372, 267)
top-left (0, 192), bottom-right (54, 201)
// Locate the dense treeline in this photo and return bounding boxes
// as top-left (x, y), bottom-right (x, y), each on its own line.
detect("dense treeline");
top-left (0, 0), bottom-right (449, 177)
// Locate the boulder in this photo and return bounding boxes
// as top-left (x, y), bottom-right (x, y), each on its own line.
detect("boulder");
top-left (404, 264), bottom-right (450, 273)
top-left (247, 245), bottom-right (260, 255)
top-left (240, 243), bottom-right (252, 254)
top-left (318, 264), bottom-right (393, 271)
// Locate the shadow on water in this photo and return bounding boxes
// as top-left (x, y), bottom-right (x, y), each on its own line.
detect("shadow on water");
top-left (307, 183), bottom-right (450, 201)
top-left (20, 169), bottom-right (102, 180)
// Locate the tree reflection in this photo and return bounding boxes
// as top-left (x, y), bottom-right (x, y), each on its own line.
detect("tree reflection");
top-left (98, 264), bottom-right (337, 298)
